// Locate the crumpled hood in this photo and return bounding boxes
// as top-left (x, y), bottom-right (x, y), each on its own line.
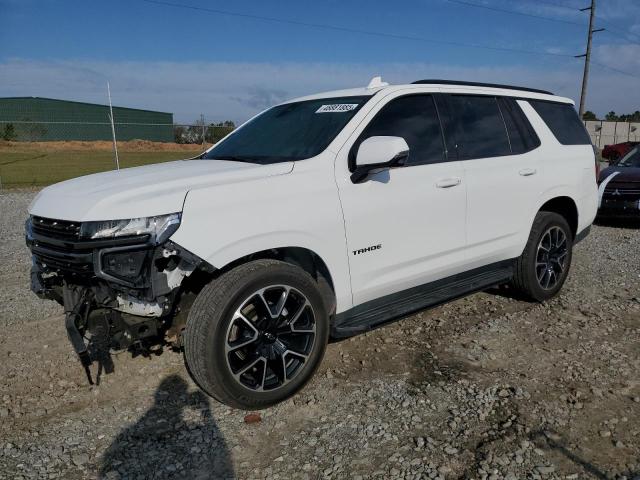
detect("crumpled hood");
top-left (29, 159), bottom-right (293, 221)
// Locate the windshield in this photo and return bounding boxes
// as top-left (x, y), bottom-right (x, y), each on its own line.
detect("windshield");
top-left (203, 96), bottom-right (370, 164)
top-left (618, 147), bottom-right (640, 167)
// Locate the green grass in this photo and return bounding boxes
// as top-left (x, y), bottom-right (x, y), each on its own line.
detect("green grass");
top-left (0, 150), bottom-right (195, 188)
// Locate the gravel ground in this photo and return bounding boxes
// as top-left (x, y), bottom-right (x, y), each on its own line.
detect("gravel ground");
top-left (1, 189), bottom-right (639, 480)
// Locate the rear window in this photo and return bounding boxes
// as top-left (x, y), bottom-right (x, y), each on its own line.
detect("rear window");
top-left (529, 100), bottom-right (591, 145)
top-left (446, 95), bottom-right (511, 160)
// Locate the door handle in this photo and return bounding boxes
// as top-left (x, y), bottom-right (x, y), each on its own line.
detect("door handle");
top-left (435, 177), bottom-right (462, 188)
top-left (519, 168), bottom-right (537, 177)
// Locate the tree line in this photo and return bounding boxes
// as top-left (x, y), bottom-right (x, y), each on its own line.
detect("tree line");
top-left (174, 120), bottom-right (236, 144)
top-left (582, 110), bottom-right (640, 122)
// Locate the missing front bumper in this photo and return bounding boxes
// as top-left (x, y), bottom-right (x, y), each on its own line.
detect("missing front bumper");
top-left (28, 233), bottom-right (211, 383)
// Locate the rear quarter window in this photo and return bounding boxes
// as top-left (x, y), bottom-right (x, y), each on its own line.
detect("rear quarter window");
top-left (528, 100), bottom-right (591, 145)
top-left (498, 98), bottom-right (540, 154)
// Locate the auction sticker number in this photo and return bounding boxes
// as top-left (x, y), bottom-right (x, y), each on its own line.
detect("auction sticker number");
top-left (316, 104), bottom-right (359, 113)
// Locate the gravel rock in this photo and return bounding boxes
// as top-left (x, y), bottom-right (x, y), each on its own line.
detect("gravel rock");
top-left (1, 189), bottom-right (639, 479)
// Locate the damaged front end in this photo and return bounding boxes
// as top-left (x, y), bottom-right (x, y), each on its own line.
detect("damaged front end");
top-left (25, 214), bottom-right (213, 384)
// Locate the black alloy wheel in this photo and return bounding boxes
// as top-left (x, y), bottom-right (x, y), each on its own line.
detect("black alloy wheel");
top-left (512, 211), bottom-right (573, 302)
top-left (535, 226), bottom-right (569, 290)
top-left (224, 285), bottom-right (316, 391)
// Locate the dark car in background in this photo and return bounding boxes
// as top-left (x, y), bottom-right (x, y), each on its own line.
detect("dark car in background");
top-left (602, 141), bottom-right (639, 164)
top-left (598, 146), bottom-right (640, 219)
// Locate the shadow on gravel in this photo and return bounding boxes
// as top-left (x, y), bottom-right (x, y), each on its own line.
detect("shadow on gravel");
top-left (530, 429), bottom-right (608, 479)
top-left (484, 284), bottom-right (534, 302)
top-left (99, 374), bottom-right (234, 479)
top-left (529, 429), bottom-right (639, 479)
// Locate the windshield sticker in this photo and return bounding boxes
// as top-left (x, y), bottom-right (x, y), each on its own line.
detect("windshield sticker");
top-left (315, 104), bottom-right (359, 113)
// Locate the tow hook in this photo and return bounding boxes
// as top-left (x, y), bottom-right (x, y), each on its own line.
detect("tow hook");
top-left (62, 284), bottom-right (94, 385)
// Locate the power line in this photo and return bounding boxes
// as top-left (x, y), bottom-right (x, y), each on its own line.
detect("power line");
top-left (453, 0), bottom-right (640, 46)
top-left (522, 0), bottom-right (577, 11)
top-left (514, 1), bottom-right (640, 47)
top-left (518, 1), bottom-right (640, 34)
top-left (590, 60), bottom-right (640, 79)
top-left (519, 0), bottom-right (640, 44)
top-left (140, 0), bottom-right (573, 58)
top-left (444, 0), bottom-right (587, 26)
top-left (454, 0), bottom-right (640, 65)
top-left (140, 0), bottom-right (640, 80)
top-left (525, 0), bottom-right (579, 12)
top-left (594, 21), bottom-right (640, 45)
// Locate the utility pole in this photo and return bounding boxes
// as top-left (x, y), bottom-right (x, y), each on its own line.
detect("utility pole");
top-left (576, 0), bottom-right (605, 118)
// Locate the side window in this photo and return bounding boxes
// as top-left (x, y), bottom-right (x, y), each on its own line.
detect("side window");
top-left (498, 97), bottom-right (541, 154)
top-left (528, 100), bottom-right (591, 145)
top-left (446, 95), bottom-right (511, 160)
top-left (357, 95), bottom-right (445, 166)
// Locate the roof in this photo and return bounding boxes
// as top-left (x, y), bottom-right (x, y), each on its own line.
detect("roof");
top-left (286, 78), bottom-right (572, 105)
top-left (0, 96), bottom-right (172, 115)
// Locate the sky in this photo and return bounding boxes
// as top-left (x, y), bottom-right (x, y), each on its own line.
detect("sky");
top-left (1, 0), bottom-right (639, 123)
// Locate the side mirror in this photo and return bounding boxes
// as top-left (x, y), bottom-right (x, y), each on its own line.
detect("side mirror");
top-left (351, 136), bottom-right (410, 183)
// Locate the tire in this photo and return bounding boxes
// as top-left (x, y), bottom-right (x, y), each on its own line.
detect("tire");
top-left (512, 212), bottom-right (573, 302)
top-left (183, 259), bottom-right (329, 410)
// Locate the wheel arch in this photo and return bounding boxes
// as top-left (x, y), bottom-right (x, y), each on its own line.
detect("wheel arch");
top-left (214, 246), bottom-right (338, 315)
top-left (537, 196), bottom-right (579, 238)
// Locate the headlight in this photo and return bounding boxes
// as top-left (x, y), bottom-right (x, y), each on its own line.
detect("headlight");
top-left (80, 213), bottom-right (181, 244)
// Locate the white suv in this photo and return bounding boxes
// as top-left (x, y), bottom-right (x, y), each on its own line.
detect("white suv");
top-left (26, 78), bottom-right (598, 409)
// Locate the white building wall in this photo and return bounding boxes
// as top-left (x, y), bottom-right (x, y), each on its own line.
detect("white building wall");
top-left (584, 120), bottom-right (640, 147)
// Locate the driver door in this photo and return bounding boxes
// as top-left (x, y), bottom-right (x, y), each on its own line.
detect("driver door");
top-left (335, 93), bottom-right (467, 307)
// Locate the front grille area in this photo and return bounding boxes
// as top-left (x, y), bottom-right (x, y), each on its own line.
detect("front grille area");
top-left (29, 216), bottom-right (94, 276)
top-left (602, 182), bottom-right (640, 203)
top-left (604, 187), bottom-right (640, 196)
top-left (32, 246), bottom-right (94, 275)
top-left (27, 216), bottom-right (152, 281)
top-left (32, 216), bottom-right (81, 241)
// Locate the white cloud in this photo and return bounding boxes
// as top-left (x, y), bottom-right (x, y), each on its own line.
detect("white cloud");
top-left (594, 43), bottom-right (640, 72)
top-left (0, 58), bottom-right (637, 122)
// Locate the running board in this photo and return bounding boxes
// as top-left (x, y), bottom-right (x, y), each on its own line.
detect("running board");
top-left (331, 260), bottom-right (515, 338)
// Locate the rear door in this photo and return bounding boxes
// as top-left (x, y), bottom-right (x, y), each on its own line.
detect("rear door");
top-left (440, 94), bottom-right (544, 267)
top-left (335, 92), bottom-right (467, 306)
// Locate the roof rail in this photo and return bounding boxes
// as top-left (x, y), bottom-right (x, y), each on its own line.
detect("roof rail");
top-left (411, 79), bottom-right (553, 95)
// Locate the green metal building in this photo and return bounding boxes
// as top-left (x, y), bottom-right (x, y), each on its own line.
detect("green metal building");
top-left (0, 97), bottom-right (174, 142)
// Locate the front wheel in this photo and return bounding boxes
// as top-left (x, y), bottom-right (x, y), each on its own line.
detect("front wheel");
top-left (512, 212), bottom-right (573, 302)
top-left (183, 259), bottom-right (329, 410)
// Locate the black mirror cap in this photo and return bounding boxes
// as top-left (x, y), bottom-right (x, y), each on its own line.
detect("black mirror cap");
top-left (350, 150), bottom-right (409, 183)
top-left (350, 167), bottom-right (370, 184)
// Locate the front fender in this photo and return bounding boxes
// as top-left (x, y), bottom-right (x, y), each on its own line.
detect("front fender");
top-left (170, 156), bottom-right (353, 313)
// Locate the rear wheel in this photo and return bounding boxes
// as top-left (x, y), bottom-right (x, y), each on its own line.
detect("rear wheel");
top-left (184, 259), bottom-right (329, 409)
top-left (512, 212), bottom-right (573, 302)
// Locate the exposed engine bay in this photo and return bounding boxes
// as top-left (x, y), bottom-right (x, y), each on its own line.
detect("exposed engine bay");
top-left (26, 215), bottom-right (213, 384)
